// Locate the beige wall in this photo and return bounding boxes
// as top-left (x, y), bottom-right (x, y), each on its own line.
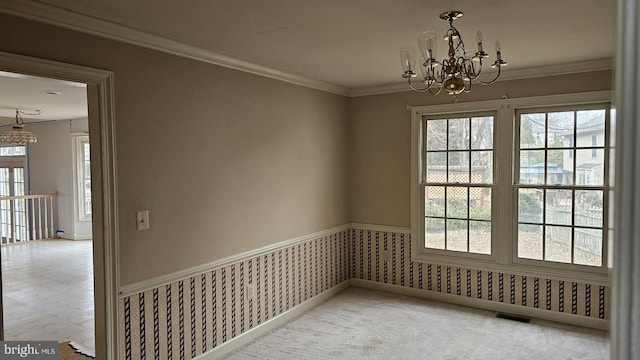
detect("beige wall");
top-left (29, 118), bottom-right (90, 239)
top-left (348, 70), bottom-right (613, 227)
top-left (29, 120), bottom-right (73, 237)
top-left (0, 14), bottom-right (349, 285)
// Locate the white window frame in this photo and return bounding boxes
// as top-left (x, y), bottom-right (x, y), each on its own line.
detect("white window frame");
top-left (410, 91), bottom-right (611, 284)
top-left (420, 110), bottom-right (498, 262)
top-left (72, 134), bottom-right (91, 222)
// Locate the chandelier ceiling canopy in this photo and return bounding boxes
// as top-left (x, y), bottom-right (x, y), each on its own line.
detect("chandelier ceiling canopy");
top-left (400, 10), bottom-right (507, 97)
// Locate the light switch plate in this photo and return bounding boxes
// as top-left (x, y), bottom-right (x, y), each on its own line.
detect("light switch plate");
top-left (136, 210), bottom-right (150, 231)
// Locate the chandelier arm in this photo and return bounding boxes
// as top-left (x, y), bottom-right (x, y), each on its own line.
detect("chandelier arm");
top-left (407, 77), bottom-right (431, 93)
top-left (468, 59), bottom-right (483, 80)
top-left (434, 66), bottom-right (447, 84)
top-left (474, 65), bottom-right (502, 85)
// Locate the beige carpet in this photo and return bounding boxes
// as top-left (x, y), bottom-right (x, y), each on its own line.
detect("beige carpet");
top-left (224, 287), bottom-right (609, 359)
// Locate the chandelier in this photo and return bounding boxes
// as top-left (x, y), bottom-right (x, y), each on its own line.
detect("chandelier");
top-left (0, 109), bottom-right (38, 146)
top-left (400, 10), bottom-right (507, 96)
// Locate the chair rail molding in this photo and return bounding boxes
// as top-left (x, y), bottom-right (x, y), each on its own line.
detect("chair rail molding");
top-left (119, 224), bottom-right (351, 297)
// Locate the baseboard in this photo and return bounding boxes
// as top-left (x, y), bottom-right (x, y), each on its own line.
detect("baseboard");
top-left (350, 279), bottom-right (609, 331)
top-left (58, 234), bottom-right (92, 240)
top-left (194, 281), bottom-right (351, 359)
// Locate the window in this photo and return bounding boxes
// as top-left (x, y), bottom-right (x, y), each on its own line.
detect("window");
top-left (74, 136), bottom-right (91, 221)
top-left (516, 107), bottom-right (607, 267)
top-left (0, 146), bottom-right (26, 156)
top-left (411, 92), bottom-right (610, 281)
top-left (423, 114), bottom-right (494, 256)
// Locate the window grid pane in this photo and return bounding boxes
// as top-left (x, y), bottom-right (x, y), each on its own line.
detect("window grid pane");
top-left (423, 115), bottom-right (494, 255)
top-left (83, 141), bottom-right (92, 216)
top-left (516, 107), bottom-right (608, 267)
top-left (0, 146), bottom-right (26, 156)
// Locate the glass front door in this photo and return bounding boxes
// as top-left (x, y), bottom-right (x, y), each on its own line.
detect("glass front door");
top-left (0, 164), bottom-right (28, 244)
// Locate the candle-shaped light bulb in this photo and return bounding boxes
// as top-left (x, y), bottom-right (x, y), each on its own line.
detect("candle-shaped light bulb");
top-left (426, 38), bottom-right (434, 59)
top-left (495, 41), bottom-right (502, 61)
top-left (418, 32), bottom-right (437, 63)
top-left (476, 31), bottom-right (484, 53)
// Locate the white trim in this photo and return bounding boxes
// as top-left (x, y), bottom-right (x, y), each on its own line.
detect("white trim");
top-left (409, 90), bottom-right (612, 115)
top-left (350, 59), bottom-right (613, 97)
top-left (119, 224), bottom-right (351, 297)
top-left (58, 233), bottom-right (92, 241)
top-left (349, 223), bottom-right (410, 234)
top-left (0, 51), bottom-right (120, 357)
top-left (194, 280), bottom-right (350, 360)
top-left (351, 279), bottom-right (608, 331)
top-left (611, 0), bottom-right (640, 357)
top-left (0, 1), bottom-right (350, 97)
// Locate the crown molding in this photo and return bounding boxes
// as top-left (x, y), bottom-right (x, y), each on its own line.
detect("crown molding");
top-left (350, 58), bottom-right (614, 97)
top-left (0, 0), bottom-right (351, 96)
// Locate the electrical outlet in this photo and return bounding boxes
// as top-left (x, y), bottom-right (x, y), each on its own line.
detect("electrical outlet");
top-left (245, 283), bottom-right (256, 301)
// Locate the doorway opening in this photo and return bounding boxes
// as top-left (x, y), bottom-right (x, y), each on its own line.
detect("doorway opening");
top-left (0, 51), bottom-right (118, 357)
top-left (0, 70), bottom-right (95, 354)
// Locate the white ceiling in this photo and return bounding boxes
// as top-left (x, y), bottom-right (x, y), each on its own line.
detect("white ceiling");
top-left (0, 0), bottom-right (616, 119)
top-left (0, 71), bottom-right (87, 127)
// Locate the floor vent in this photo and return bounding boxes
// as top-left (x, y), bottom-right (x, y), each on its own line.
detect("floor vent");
top-left (496, 313), bottom-right (531, 323)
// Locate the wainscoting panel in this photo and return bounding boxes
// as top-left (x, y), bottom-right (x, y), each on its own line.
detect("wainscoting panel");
top-left (118, 225), bottom-right (610, 359)
top-left (350, 227), bottom-right (610, 321)
top-left (118, 230), bottom-right (351, 360)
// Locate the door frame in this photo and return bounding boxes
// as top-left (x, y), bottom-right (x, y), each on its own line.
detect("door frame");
top-left (0, 51), bottom-right (119, 358)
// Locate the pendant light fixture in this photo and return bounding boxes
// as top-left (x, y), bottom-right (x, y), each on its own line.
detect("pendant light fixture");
top-left (0, 109), bottom-right (38, 146)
